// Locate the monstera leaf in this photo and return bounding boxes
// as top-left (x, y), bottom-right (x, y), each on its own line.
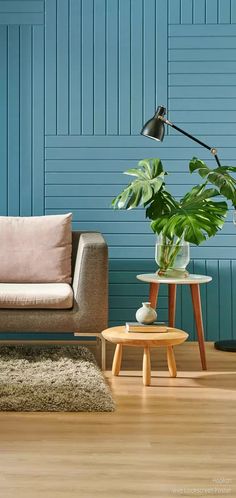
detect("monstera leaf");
top-left (151, 185), bottom-right (228, 245)
top-left (146, 189), bottom-right (178, 220)
top-left (111, 158), bottom-right (166, 210)
top-left (189, 157), bottom-right (236, 206)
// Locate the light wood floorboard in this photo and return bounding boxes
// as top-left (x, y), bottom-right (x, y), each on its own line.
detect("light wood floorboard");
top-left (0, 342), bottom-right (235, 498)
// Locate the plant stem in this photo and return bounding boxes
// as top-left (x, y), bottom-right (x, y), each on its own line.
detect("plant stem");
top-left (168, 238), bottom-right (182, 268)
top-left (158, 237), bottom-right (182, 270)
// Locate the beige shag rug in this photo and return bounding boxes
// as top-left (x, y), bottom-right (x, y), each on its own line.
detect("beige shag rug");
top-left (0, 345), bottom-right (115, 412)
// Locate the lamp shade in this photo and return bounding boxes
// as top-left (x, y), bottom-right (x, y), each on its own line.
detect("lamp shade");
top-left (141, 105), bottom-right (166, 142)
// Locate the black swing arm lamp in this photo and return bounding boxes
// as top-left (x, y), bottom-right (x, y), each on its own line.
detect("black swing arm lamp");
top-left (141, 105), bottom-right (222, 168)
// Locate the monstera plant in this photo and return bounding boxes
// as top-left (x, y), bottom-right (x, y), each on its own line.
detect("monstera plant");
top-left (112, 157), bottom-right (236, 278)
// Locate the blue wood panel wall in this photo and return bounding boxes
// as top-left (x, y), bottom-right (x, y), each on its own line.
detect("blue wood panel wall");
top-left (0, 20), bottom-right (44, 216)
top-left (0, 0), bottom-right (236, 341)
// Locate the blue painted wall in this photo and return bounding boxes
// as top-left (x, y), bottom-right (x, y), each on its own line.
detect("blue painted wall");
top-left (0, 0), bottom-right (236, 340)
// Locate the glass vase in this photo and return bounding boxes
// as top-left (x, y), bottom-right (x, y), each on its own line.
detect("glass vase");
top-left (155, 234), bottom-right (190, 278)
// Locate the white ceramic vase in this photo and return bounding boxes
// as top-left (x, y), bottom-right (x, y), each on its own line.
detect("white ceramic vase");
top-left (135, 302), bottom-right (157, 325)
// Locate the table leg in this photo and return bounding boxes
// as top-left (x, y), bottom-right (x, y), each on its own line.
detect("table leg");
top-left (142, 346), bottom-right (151, 386)
top-left (112, 344), bottom-right (123, 376)
top-left (168, 284), bottom-right (177, 327)
top-left (149, 283), bottom-right (160, 310)
top-left (167, 346), bottom-right (177, 377)
top-left (190, 284), bottom-right (207, 371)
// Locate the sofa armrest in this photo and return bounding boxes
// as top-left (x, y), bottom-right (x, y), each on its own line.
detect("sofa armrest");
top-left (72, 232), bottom-right (108, 333)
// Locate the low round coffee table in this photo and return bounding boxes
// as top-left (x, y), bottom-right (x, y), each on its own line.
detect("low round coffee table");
top-left (102, 326), bottom-right (188, 386)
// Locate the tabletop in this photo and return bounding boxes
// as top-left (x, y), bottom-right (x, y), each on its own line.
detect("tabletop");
top-left (136, 273), bottom-right (212, 285)
top-left (102, 326), bottom-right (189, 347)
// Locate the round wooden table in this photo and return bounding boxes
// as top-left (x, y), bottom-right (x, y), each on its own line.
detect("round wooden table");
top-left (136, 273), bottom-right (212, 370)
top-left (102, 326), bottom-right (188, 386)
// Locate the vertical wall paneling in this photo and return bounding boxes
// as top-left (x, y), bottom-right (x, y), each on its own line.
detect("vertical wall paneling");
top-left (206, 260), bottom-right (220, 341)
top-left (57, 0), bottom-right (69, 135)
top-left (181, 261), bottom-right (194, 338)
top-left (45, 0), bottom-right (56, 135)
top-left (143, 0), bottom-right (156, 125)
top-left (175, 284), bottom-right (182, 330)
top-left (219, 261), bottom-right (232, 340)
top-left (119, 0), bottom-right (131, 134)
top-left (181, 0), bottom-right (193, 24)
top-left (156, 0), bottom-right (168, 116)
top-left (169, 0), bottom-right (180, 25)
top-left (231, 0), bottom-right (236, 23)
top-left (206, 0), bottom-right (218, 24)
top-left (219, 0), bottom-right (231, 24)
top-left (20, 25), bottom-right (32, 215)
top-left (1, 5), bottom-right (45, 219)
top-left (232, 261), bottom-right (236, 339)
top-left (193, 0), bottom-right (206, 24)
top-left (32, 25), bottom-right (44, 215)
top-left (193, 260), bottom-right (207, 339)
top-left (8, 25), bottom-right (20, 215)
top-left (81, 0), bottom-right (94, 134)
top-left (0, 26), bottom-right (7, 215)
top-left (106, 0), bottom-right (118, 135)
top-left (69, 0), bottom-right (81, 135)
top-left (94, 0), bottom-right (106, 135)
top-left (170, 0), bottom-right (236, 25)
top-left (130, 0), bottom-right (143, 134)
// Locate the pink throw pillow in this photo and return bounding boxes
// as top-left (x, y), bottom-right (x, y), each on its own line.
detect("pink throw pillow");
top-left (0, 214), bottom-right (72, 283)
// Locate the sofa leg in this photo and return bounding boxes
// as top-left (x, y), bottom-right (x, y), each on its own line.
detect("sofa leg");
top-left (100, 336), bottom-right (106, 371)
top-left (96, 337), bottom-right (100, 359)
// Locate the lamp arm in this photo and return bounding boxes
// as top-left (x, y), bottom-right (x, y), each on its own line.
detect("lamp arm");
top-left (159, 116), bottom-right (222, 168)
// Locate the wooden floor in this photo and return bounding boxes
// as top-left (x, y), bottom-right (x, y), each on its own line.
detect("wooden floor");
top-left (0, 342), bottom-right (235, 498)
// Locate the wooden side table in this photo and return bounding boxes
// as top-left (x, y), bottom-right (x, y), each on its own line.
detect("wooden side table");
top-left (136, 273), bottom-right (212, 371)
top-left (102, 326), bottom-right (188, 386)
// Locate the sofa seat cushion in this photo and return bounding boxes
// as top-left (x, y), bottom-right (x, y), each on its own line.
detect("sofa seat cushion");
top-left (0, 283), bottom-right (73, 309)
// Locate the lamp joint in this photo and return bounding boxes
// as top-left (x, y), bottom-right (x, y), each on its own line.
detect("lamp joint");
top-left (158, 115), bottom-right (173, 126)
top-left (210, 147), bottom-right (218, 155)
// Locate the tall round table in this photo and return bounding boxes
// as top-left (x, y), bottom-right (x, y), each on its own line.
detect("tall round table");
top-left (136, 273), bottom-right (212, 370)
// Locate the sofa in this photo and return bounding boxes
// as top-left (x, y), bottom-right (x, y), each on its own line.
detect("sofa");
top-left (0, 231), bottom-right (108, 369)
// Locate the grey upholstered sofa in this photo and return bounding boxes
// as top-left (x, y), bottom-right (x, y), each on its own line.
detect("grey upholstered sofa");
top-left (0, 232), bottom-right (108, 369)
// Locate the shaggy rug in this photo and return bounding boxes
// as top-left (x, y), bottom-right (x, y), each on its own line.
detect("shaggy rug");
top-left (0, 345), bottom-right (115, 412)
